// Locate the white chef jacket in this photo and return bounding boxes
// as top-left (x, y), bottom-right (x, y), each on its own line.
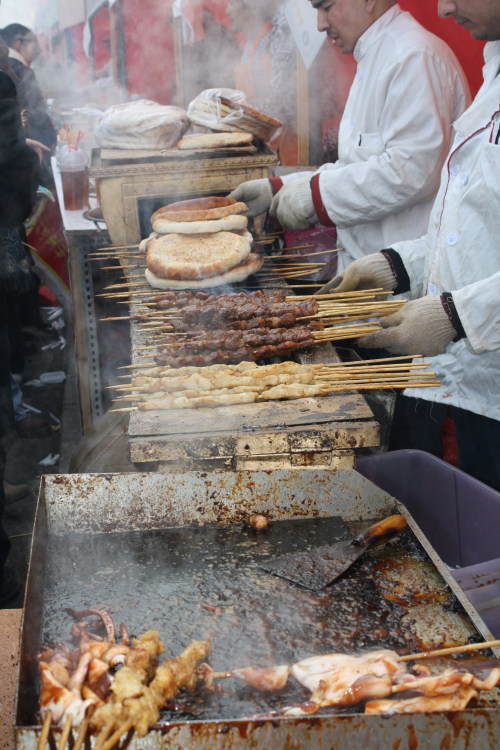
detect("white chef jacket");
top-left (391, 41), bottom-right (500, 420)
top-left (281, 4), bottom-right (469, 264)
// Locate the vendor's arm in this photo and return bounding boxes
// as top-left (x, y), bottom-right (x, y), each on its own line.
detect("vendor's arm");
top-left (453, 272), bottom-right (500, 353)
top-left (309, 50), bottom-right (467, 229)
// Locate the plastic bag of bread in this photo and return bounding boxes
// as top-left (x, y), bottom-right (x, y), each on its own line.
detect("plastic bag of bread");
top-left (187, 88), bottom-right (282, 143)
top-left (94, 99), bottom-right (189, 150)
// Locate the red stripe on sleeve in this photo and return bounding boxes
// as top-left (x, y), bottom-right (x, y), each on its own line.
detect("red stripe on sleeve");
top-left (311, 174), bottom-right (335, 227)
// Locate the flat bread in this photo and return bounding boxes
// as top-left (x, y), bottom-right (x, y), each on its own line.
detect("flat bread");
top-left (146, 231), bottom-right (252, 280)
top-left (94, 100), bottom-right (189, 149)
top-left (145, 253), bottom-right (264, 289)
top-left (177, 132), bottom-right (253, 150)
top-left (158, 196), bottom-right (235, 212)
top-left (152, 213), bottom-right (248, 235)
top-left (152, 197), bottom-right (247, 223)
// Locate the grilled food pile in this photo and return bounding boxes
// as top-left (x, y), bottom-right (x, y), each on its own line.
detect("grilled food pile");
top-left (114, 357), bottom-right (440, 412)
top-left (141, 196), bottom-right (263, 290)
top-left (225, 649), bottom-right (500, 716)
top-left (130, 288), bottom-right (400, 368)
top-left (37, 608), bottom-right (500, 748)
top-left (37, 608), bottom-right (210, 747)
top-left (144, 289), bottom-right (321, 367)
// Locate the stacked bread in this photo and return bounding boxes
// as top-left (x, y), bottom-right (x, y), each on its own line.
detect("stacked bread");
top-left (94, 100), bottom-right (189, 150)
top-left (187, 89), bottom-right (282, 143)
top-left (142, 197), bottom-right (264, 290)
top-left (176, 132), bottom-right (254, 151)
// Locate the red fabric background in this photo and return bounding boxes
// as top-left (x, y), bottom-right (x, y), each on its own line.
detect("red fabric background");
top-left (121, 0), bottom-right (176, 104)
top-left (400, 0), bottom-right (485, 94)
top-left (91, 5), bottom-right (112, 73)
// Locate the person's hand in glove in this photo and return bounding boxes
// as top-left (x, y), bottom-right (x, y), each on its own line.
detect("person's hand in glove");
top-left (228, 178), bottom-right (273, 217)
top-left (269, 175), bottom-right (318, 230)
top-left (357, 295), bottom-right (461, 356)
top-left (317, 252), bottom-right (398, 295)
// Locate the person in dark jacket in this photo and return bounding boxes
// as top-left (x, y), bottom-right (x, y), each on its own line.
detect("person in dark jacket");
top-left (0, 56), bottom-right (41, 604)
top-left (0, 24), bottom-right (56, 149)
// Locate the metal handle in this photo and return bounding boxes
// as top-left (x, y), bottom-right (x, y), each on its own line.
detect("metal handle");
top-left (352, 513), bottom-right (407, 548)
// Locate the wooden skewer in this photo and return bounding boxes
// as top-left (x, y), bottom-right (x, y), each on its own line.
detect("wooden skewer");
top-left (288, 289), bottom-right (388, 301)
top-left (264, 243), bottom-right (315, 250)
top-left (319, 355), bottom-right (420, 366)
top-left (396, 639), bottom-right (500, 662)
top-left (56, 714), bottom-right (73, 750)
top-left (264, 262), bottom-right (327, 269)
top-left (101, 718), bottom-right (135, 750)
top-left (37, 710), bottom-right (52, 750)
top-left (92, 722), bottom-right (113, 750)
top-left (259, 270), bottom-right (324, 280)
top-left (87, 243), bottom-right (140, 252)
top-left (317, 381), bottom-right (440, 393)
top-left (100, 316), bottom-right (132, 321)
top-left (275, 248), bottom-right (342, 259)
top-left (72, 718), bottom-right (90, 750)
top-left (89, 255), bottom-right (144, 261)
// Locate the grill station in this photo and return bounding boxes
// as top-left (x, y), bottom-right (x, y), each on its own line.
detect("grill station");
top-left (14, 109), bottom-right (498, 750)
top-left (15, 469), bottom-right (500, 749)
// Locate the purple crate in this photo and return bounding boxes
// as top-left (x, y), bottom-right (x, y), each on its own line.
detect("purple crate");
top-left (452, 559), bottom-right (500, 638)
top-left (356, 450), bottom-right (500, 569)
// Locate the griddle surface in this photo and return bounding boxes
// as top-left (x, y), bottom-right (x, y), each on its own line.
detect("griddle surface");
top-left (40, 518), bottom-right (450, 721)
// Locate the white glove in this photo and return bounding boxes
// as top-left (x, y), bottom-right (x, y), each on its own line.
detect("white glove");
top-left (317, 253), bottom-right (397, 295)
top-left (357, 296), bottom-right (457, 356)
top-left (269, 176), bottom-right (317, 230)
top-left (228, 179), bottom-right (273, 217)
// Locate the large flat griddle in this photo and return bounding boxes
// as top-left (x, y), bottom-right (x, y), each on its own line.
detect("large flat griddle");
top-left (16, 469), bottom-right (500, 750)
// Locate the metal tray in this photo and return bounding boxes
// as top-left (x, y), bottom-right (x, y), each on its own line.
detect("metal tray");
top-left (16, 469), bottom-right (500, 749)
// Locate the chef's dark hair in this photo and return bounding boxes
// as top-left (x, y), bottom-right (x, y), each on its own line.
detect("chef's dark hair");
top-left (0, 23), bottom-right (33, 48)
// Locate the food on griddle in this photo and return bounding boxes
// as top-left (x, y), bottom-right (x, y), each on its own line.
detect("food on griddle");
top-left (151, 196), bottom-right (248, 223)
top-left (289, 650), bottom-right (409, 710)
top-left (364, 687), bottom-right (479, 714)
top-left (225, 650), bottom-right (500, 717)
top-left (91, 639), bottom-right (211, 739)
top-left (231, 665), bottom-right (290, 691)
top-left (37, 608), bottom-right (209, 745)
top-left (145, 231), bottom-right (252, 280)
top-left (151, 212), bottom-right (249, 235)
top-left (248, 514), bottom-right (269, 531)
top-left (142, 296), bottom-right (321, 366)
top-left (153, 327), bottom-right (317, 367)
top-left (37, 607), bottom-right (500, 746)
top-left (391, 666), bottom-right (500, 696)
top-left (150, 289), bottom-right (288, 308)
top-left (145, 252), bottom-right (264, 290)
top-left (116, 358), bottom-right (440, 411)
top-left (142, 194), bottom-right (262, 290)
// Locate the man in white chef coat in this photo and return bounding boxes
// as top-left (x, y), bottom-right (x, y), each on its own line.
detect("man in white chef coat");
top-left (323, 0), bottom-right (500, 491)
top-left (230, 0), bottom-right (470, 270)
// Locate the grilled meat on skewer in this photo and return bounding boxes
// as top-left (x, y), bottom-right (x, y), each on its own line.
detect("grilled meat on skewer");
top-left (364, 687), bottom-right (479, 714)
